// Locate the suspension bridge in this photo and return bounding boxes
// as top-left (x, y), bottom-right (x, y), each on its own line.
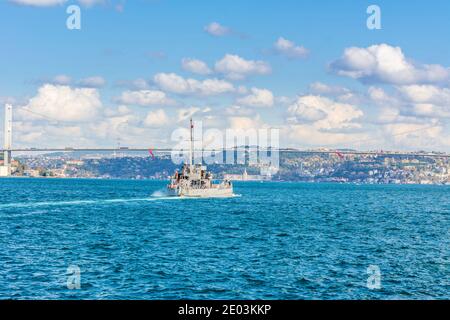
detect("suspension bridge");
top-left (1, 104), bottom-right (449, 177)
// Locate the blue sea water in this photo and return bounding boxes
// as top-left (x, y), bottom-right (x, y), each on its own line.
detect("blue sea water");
top-left (0, 178), bottom-right (448, 300)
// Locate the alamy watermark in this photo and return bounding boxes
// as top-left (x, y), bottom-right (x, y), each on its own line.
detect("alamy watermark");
top-left (66, 265), bottom-right (81, 289)
top-left (65, 5), bottom-right (381, 31)
top-left (366, 265), bottom-right (381, 289)
top-left (170, 121), bottom-right (280, 176)
top-left (367, 5), bottom-right (381, 30)
top-left (66, 5), bottom-right (81, 30)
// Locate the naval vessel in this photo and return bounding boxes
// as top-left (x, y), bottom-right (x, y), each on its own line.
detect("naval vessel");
top-left (167, 119), bottom-right (234, 198)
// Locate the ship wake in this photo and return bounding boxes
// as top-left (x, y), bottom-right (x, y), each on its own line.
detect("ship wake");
top-left (0, 196), bottom-right (185, 209)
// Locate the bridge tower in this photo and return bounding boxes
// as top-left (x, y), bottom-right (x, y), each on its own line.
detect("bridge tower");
top-left (1, 104), bottom-right (12, 177)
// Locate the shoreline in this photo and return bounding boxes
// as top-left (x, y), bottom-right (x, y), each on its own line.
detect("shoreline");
top-left (1, 176), bottom-right (450, 186)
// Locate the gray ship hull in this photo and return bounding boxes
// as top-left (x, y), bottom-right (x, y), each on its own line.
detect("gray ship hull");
top-left (166, 119), bottom-right (234, 199)
top-left (167, 186), bottom-right (234, 198)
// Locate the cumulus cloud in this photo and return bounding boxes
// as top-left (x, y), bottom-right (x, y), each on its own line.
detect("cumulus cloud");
top-left (153, 73), bottom-right (234, 96)
top-left (181, 58), bottom-right (212, 75)
top-left (15, 122), bottom-right (87, 145)
top-left (330, 44), bottom-right (450, 85)
top-left (287, 95), bottom-right (363, 130)
top-left (397, 85), bottom-right (450, 105)
top-left (19, 84), bottom-right (102, 122)
top-left (117, 90), bottom-right (175, 107)
top-left (88, 113), bottom-right (140, 140)
top-left (396, 85), bottom-right (450, 119)
top-left (228, 116), bottom-right (265, 130)
top-left (368, 86), bottom-right (392, 102)
top-left (143, 109), bottom-right (169, 127)
top-left (367, 84), bottom-right (450, 120)
top-left (381, 122), bottom-right (448, 149)
top-left (274, 37), bottom-right (309, 59)
top-left (283, 124), bottom-right (369, 148)
top-left (236, 88), bottom-right (274, 107)
top-left (215, 54), bottom-right (271, 80)
top-left (204, 22), bottom-right (230, 36)
top-left (103, 105), bottom-right (131, 117)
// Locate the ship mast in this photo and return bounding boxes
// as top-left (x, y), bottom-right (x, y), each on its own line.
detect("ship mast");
top-left (189, 118), bottom-right (193, 167)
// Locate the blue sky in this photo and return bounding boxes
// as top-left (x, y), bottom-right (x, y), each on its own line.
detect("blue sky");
top-left (1, 0), bottom-right (450, 150)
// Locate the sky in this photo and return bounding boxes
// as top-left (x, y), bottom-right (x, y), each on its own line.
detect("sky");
top-left (1, 0), bottom-right (450, 151)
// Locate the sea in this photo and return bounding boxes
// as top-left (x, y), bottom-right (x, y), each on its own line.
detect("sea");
top-left (0, 178), bottom-right (448, 299)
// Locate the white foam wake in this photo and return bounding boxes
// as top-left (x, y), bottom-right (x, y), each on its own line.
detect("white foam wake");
top-left (0, 191), bottom-right (240, 210)
top-left (0, 196), bottom-right (184, 209)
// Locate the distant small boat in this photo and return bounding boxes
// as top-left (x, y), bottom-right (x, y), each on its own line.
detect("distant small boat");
top-left (167, 119), bottom-right (234, 198)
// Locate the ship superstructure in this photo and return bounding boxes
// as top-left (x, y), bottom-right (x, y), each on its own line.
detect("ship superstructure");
top-left (167, 119), bottom-right (233, 197)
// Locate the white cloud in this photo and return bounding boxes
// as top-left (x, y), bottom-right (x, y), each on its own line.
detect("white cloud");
top-left (215, 54), bottom-right (271, 80)
top-left (274, 37), bottom-right (309, 59)
top-left (287, 95), bottom-right (363, 130)
top-left (236, 85), bottom-right (248, 95)
top-left (225, 105), bottom-right (255, 116)
top-left (309, 82), bottom-right (350, 95)
top-left (330, 44), bottom-right (450, 85)
top-left (78, 76), bottom-right (106, 88)
top-left (17, 131), bottom-right (43, 143)
top-left (45, 125), bottom-right (83, 137)
top-left (204, 22), bottom-right (230, 36)
top-left (364, 81), bottom-right (450, 125)
top-left (103, 105), bottom-right (131, 117)
top-left (52, 74), bottom-right (72, 85)
top-left (88, 113), bottom-right (139, 140)
top-left (236, 88), bottom-right (274, 107)
top-left (143, 109), bottom-right (169, 127)
top-left (181, 58), bottom-right (212, 75)
top-left (9, 0), bottom-right (67, 6)
top-left (367, 84), bottom-right (450, 120)
top-left (20, 84), bottom-right (102, 122)
top-left (177, 107), bottom-right (200, 123)
top-left (381, 122), bottom-right (448, 149)
top-left (153, 73), bottom-right (234, 96)
top-left (368, 86), bottom-right (392, 102)
top-left (397, 85), bottom-right (450, 105)
top-left (117, 105), bottom-right (131, 115)
top-left (228, 116), bottom-right (265, 130)
top-left (176, 107), bottom-right (210, 123)
top-left (283, 124), bottom-right (369, 148)
top-left (396, 85), bottom-right (450, 119)
top-left (15, 122), bottom-right (86, 145)
top-left (117, 90), bottom-right (174, 106)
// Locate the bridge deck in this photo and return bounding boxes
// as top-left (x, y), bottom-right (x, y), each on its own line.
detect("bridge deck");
top-left (1, 148), bottom-right (449, 158)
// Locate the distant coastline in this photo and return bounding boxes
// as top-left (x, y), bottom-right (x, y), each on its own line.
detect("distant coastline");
top-left (3, 151), bottom-right (449, 185)
top-left (2, 175), bottom-right (450, 186)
